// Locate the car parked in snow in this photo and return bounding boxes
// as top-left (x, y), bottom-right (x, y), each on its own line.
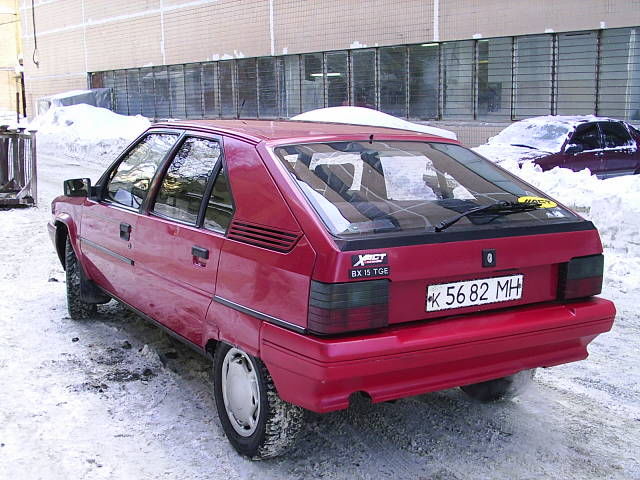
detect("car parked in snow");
top-left (48, 119), bottom-right (615, 459)
top-left (476, 116), bottom-right (640, 178)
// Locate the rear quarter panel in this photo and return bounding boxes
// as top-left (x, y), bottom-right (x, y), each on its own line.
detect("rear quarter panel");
top-left (214, 137), bottom-right (316, 334)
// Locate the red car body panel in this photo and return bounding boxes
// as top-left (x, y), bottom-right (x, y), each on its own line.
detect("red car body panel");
top-left (261, 298), bottom-right (614, 412)
top-left (49, 120), bottom-right (616, 413)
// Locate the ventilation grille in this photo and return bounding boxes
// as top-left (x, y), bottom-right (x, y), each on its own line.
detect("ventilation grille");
top-left (228, 220), bottom-right (301, 253)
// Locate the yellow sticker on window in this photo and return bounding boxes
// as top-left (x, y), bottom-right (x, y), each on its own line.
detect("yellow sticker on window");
top-left (517, 196), bottom-right (558, 209)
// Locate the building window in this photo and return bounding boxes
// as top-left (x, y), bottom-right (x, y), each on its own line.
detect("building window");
top-left (409, 43), bottom-right (439, 120)
top-left (218, 60), bottom-right (236, 118)
top-left (325, 51), bottom-right (349, 107)
top-left (598, 28), bottom-right (640, 121)
top-left (140, 67), bottom-right (155, 118)
top-left (113, 70), bottom-right (128, 115)
top-left (184, 64), bottom-right (203, 119)
top-left (89, 72), bottom-right (104, 88)
top-left (279, 55), bottom-right (301, 117)
top-left (557, 32), bottom-right (597, 115)
top-left (514, 35), bottom-right (553, 119)
top-left (126, 69), bottom-right (142, 115)
top-left (477, 38), bottom-right (512, 120)
top-left (169, 65), bottom-right (186, 118)
top-left (258, 57), bottom-right (278, 118)
top-left (92, 26), bottom-right (640, 124)
top-left (379, 46), bottom-right (407, 117)
top-left (351, 49), bottom-right (376, 109)
top-left (237, 58), bottom-right (258, 118)
top-left (153, 66), bottom-right (171, 118)
top-left (202, 62), bottom-right (219, 118)
top-left (442, 40), bottom-right (474, 119)
top-left (301, 53), bottom-right (324, 111)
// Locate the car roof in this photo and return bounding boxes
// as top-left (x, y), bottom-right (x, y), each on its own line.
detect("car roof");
top-left (516, 115), bottom-right (626, 128)
top-left (154, 119), bottom-right (458, 145)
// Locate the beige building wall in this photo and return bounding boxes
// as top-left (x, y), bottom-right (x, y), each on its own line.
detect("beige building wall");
top-left (440, 0), bottom-right (640, 41)
top-left (0, 0), bottom-right (21, 113)
top-left (18, 0), bottom-right (640, 133)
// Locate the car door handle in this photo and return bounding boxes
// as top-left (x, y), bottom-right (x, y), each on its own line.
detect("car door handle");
top-left (192, 246), bottom-right (209, 259)
top-left (119, 222), bottom-right (131, 241)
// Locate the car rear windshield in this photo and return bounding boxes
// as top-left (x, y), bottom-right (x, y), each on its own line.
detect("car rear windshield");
top-left (273, 141), bottom-right (578, 237)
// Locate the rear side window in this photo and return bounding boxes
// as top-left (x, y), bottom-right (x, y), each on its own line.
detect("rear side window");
top-left (568, 123), bottom-right (601, 151)
top-left (599, 122), bottom-right (634, 148)
top-left (153, 137), bottom-right (221, 223)
top-left (106, 134), bottom-right (178, 208)
top-left (203, 165), bottom-right (233, 231)
top-left (273, 141), bottom-right (576, 237)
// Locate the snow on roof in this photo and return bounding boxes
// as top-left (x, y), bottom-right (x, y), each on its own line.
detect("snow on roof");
top-left (487, 115), bottom-right (621, 152)
top-left (291, 106), bottom-right (457, 140)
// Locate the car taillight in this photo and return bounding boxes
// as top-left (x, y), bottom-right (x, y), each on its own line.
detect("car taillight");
top-left (558, 254), bottom-right (604, 300)
top-left (308, 279), bottom-right (389, 335)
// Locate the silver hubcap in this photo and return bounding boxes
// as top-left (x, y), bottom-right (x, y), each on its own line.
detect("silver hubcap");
top-left (221, 348), bottom-right (261, 437)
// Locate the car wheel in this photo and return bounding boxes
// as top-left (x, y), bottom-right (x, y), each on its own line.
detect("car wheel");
top-left (460, 369), bottom-right (536, 403)
top-left (213, 343), bottom-right (304, 459)
top-left (65, 237), bottom-right (96, 319)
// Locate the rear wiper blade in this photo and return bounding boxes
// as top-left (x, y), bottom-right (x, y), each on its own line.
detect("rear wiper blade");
top-left (434, 201), bottom-right (541, 232)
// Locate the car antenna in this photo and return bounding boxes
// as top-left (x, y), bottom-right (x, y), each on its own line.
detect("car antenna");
top-left (238, 98), bottom-right (246, 118)
top-left (369, 134), bottom-right (374, 144)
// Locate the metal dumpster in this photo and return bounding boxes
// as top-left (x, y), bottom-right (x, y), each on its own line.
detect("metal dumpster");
top-left (0, 126), bottom-right (37, 207)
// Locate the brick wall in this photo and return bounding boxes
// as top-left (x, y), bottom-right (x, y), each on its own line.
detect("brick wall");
top-left (19, 0), bottom-right (640, 120)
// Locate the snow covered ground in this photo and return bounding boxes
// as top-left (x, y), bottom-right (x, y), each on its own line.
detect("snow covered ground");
top-left (0, 106), bottom-right (639, 479)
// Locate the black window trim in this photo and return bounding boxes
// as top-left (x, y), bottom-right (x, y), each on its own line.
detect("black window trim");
top-left (145, 132), bottom-right (225, 226)
top-left (97, 128), bottom-right (185, 213)
top-left (135, 131), bottom-right (235, 235)
top-left (199, 149), bottom-right (235, 235)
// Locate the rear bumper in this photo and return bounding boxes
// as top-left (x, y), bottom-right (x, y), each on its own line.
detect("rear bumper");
top-left (260, 298), bottom-right (615, 413)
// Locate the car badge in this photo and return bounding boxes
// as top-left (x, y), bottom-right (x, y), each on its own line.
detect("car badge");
top-left (482, 249), bottom-right (496, 268)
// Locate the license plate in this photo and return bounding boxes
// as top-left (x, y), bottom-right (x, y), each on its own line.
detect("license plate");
top-left (426, 274), bottom-right (523, 312)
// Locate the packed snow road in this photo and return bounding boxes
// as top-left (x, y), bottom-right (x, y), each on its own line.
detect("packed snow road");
top-left (0, 152), bottom-right (639, 480)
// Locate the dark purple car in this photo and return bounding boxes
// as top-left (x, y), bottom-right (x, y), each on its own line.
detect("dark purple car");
top-left (478, 116), bottom-right (640, 178)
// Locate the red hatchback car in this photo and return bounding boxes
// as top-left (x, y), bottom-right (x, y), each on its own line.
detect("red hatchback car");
top-left (49, 120), bottom-right (615, 459)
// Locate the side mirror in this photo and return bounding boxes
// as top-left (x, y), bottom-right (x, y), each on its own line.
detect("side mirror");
top-left (64, 178), bottom-right (91, 197)
top-left (565, 144), bottom-right (584, 155)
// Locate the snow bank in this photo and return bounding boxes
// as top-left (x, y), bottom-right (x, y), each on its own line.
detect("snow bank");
top-left (31, 104), bottom-right (150, 167)
top-left (291, 106), bottom-right (457, 140)
top-left (493, 158), bottom-right (640, 294)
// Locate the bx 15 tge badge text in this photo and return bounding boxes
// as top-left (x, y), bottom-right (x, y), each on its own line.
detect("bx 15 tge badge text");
top-left (350, 253), bottom-right (390, 279)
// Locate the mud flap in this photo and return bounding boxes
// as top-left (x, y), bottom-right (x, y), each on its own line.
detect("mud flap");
top-left (79, 268), bottom-right (111, 304)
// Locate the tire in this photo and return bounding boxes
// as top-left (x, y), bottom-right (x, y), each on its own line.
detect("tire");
top-left (213, 343), bottom-right (304, 459)
top-left (65, 237), bottom-right (96, 319)
top-left (460, 369), bottom-right (536, 403)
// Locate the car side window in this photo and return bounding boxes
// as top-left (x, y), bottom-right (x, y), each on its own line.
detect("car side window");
top-left (106, 134), bottom-right (178, 208)
top-left (599, 122), bottom-right (633, 149)
top-left (153, 137), bottom-right (221, 224)
top-left (567, 123), bottom-right (602, 151)
top-left (203, 165), bottom-right (234, 232)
